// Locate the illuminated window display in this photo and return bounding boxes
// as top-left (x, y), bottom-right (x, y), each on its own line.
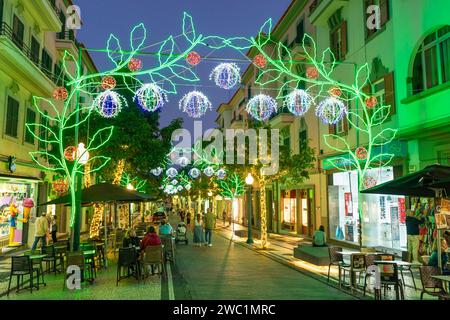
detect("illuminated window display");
top-left (328, 167), bottom-right (407, 250)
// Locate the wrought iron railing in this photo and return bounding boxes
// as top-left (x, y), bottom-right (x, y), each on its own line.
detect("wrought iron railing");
top-left (57, 30), bottom-right (83, 48)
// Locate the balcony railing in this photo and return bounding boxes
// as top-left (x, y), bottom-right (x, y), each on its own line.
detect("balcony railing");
top-left (0, 21), bottom-right (58, 84)
top-left (46, 0), bottom-right (61, 17)
top-left (57, 30), bottom-right (83, 48)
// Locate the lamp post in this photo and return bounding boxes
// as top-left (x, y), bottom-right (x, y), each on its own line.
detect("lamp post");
top-left (245, 173), bottom-right (254, 245)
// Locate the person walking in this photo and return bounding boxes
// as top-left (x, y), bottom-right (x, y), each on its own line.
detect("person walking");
top-left (222, 209), bottom-right (227, 226)
top-left (186, 210), bottom-right (191, 226)
top-left (193, 214), bottom-right (204, 247)
top-left (31, 212), bottom-right (49, 252)
top-left (405, 209), bottom-right (425, 264)
top-left (204, 209), bottom-right (216, 247)
top-left (50, 215), bottom-right (57, 243)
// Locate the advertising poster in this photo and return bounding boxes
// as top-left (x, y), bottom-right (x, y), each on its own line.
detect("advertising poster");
top-left (344, 192), bottom-right (353, 217)
top-left (398, 198), bottom-right (406, 223)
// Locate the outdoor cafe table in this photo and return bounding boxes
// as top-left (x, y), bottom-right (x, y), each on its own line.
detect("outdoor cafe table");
top-left (431, 275), bottom-right (450, 292)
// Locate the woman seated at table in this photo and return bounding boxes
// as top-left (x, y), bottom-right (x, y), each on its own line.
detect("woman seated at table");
top-left (123, 228), bottom-right (140, 248)
top-left (140, 226), bottom-right (161, 251)
top-left (312, 225), bottom-right (327, 247)
top-left (428, 239), bottom-right (450, 274)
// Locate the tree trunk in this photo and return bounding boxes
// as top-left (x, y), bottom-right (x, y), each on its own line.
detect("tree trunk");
top-left (260, 177), bottom-right (268, 249)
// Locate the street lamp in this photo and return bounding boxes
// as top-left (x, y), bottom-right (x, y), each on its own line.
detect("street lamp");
top-left (245, 173), bottom-right (254, 245)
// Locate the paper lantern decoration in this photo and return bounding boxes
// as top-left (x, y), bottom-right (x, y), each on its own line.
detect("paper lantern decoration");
top-left (179, 91), bottom-right (212, 118)
top-left (64, 146), bottom-right (77, 161)
top-left (209, 63), bottom-right (241, 90)
top-left (315, 97), bottom-right (347, 125)
top-left (189, 168), bottom-right (201, 179)
top-left (93, 90), bottom-right (127, 118)
top-left (151, 167), bottom-right (163, 176)
top-left (365, 96), bottom-right (378, 109)
top-left (177, 156), bottom-right (190, 167)
top-left (53, 87), bottom-right (68, 101)
top-left (134, 83), bottom-right (167, 112)
top-left (306, 66), bottom-right (319, 79)
top-left (284, 89), bottom-right (313, 117)
top-left (186, 51), bottom-right (201, 66)
top-left (328, 87), bottom-right (342, 97)
top-left (166, 168), bottom-right (178, 178)
top-left (355, 147), bottom-right (368, 160)
top-left (128, 58), bottom-right (142, 72)
top-left (101, 76), bottom-right (116, 90)
top-left (216, 168), bottom-right (226, 180)
top-left (204, 166), bottom-right (215, 177)
top-left (253, 54), bottom-right (267, 69)
top-left (52, 179), bottom-right (68, 194)
top-left (246, 94), bottom-right (278, 121)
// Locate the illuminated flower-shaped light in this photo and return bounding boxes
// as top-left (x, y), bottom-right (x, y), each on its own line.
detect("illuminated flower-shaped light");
top-left (166, 167), bottom-right (178, 178)
top-left (101, 76), bottom-right (116, 90)
top-left (185, 183), bottom-right (192, 191)
top-left (64, 146), bottom-right (77, 161)
top-left (52, 179), bottom-right (68, 194)
top-left (209, 63), bottom-right (241, 90)
top-left (355, 147), bottom-right (368, 160)
top-left (134, 83), bottom-right (168, 112)
top-left (128, 58), bottom-right (142, 72)
top-left (189, 168), bottom-right (201, 179)
top-left (315, 97), bottom-right (347, 125)
top-left (328, 87), bottom-right (342, 97)
top-left (53, 87), bottom-right (68, 101)
top-left (246, 94), bottom-right (278, 121)
top-left (171, 179), bottom-right (178, 186)
top-left (177, 156), bottom-right (190, 167)
top-left (306, 66), bottom-right (319, 79)
top-left (186, 51), bottom-right (201, 66)
top-left (93, 90), bottom-right (127, 118)
top-left (365, 96), bottom-right (378, 109)
top-left (204, 166), bottom-right (215, 177)
top-left (151, 167), bottom-right (163, 176)
top-left (177, 185), bottom-right (184, 191)
top-left (284, 89), bottom-right (313, 117)
top-left (179, 91), bottom-right (212, 118)
top-left (216, 168), bottom-right (226, 180)
top-left (363, 176), bottom-right (378, 189)
top-left (253, 54), bottom-right (267, 69)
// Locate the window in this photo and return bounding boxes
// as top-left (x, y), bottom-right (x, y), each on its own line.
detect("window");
top-left (412, 26), bottom-right (450, 95)
top-left (364, 71), bottom-right (396, 118)
top-left (24, 108), bottom-right (36, 144)
top-left (335, 118), bottom-right (345, 134)
top-left (12, 15), bottom-right (24, 49)
top-left (42, 49), bottom-right (53, 78)
top-left (330, 21), bottom-right (348, 61)
top-left (0, 0), bottom-right (4, 23)
top-left (438, 150), bottom-right (450, 166)
top-left (31, 37), bottom-right (40, 64)
top-left (364, 0), bottom-right (390, 39)
top-left (5, 96), bottom-right (20, 138)
top-left (54, 62), bottom-right (63, 86)
top-left (372, 78), bottom-right (387, 122)
top-left (247, 85), bottom-right (252, 100)
top-left (39, 112), bottom-right (48, 149)
top-left (295, 20), bottom-right (305, 44)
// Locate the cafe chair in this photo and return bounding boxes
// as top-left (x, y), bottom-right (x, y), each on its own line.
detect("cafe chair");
top-left (7, 256), bottom-right (38, 296)
top-left (419, 266), bottom-right (446, 300)
top-left (376, 261), bottom-right (404, 300)
top-left (25, 250), bottom-right (46, 288)
top-left (340, 253), bottom-right (366, 293)
top-left (160, 235), bottom-right (175, 263)
top-left (363, 253), bottom-right (379, 296)
top-left (42, 245), bottom-right (60, 275)
top-left (327, 246), bottom-right (347, 283)
top-left (116, 247), bottom-right (140, 286)
top-left (142, 245), bottom-right (166, 279)
top-left (80, 242), bottom-right (97, 280)
top-left (63, 252), bottom-right (85, 290)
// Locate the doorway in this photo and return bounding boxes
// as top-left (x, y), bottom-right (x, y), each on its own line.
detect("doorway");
top-left (297, 189), bottom-right (313, 236)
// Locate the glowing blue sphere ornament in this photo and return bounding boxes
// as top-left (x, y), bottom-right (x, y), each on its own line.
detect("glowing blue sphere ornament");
top-left (171, 179), bottom-right (178, 186)
top-left (204, 166), bottom-right (215, 177)
top-left (177, 156), bottom-right (190, 167)
top-left (315, 97), bottom-right (347, 125)
top-left (166, 167), bottom-right (178, 178)
top-left (151, 167), bottom-right (163, 176)
top-left (216, 168), bottom-right (226, 180)
top-left (185, 183), bottom-right (192, 191)
top-left (134, 83), bottom-right (168, 112)
top-left (189, 168), bottom-right (201, 179)
top-left (284, 89), bottom-right (314, 116)
top-left (246, 94), bottom-right (278, 121)
top-left (209, 63), bottom-right (241, 90)
top-left (179, 91), bottom-right (212, 118)
top-left (93, 90), bottom-right (127, 118)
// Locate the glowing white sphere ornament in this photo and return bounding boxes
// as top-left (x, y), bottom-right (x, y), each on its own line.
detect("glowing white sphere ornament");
top-left (189, 168), bottom-right (201, 179)
top-left (185, 183), bottom-right (192, 191)
top-left (93, 90), bottom-right (127, 118)
top-left (134, 83), bottom-right (168, 112)
top-left (246, 94), bottom-right (278, 121)
top-left (284, 89), bottom-right (314, 116)
top-left (171, 179), bottom-right (178, 186)
top-left (216, 168), bottom-right (226, 180)
top-left (151, 167), bottom-right (163, 176)
top-left (177, 156), bottom-right (190, 167)
top-left (177, 185), bottom-right (184, 191)
top-left (209, 63), bottom-right (241, 90)
top-left (179, 91), bottom-right (212, 118)
top-left (315, 97), bottom-right (347, 125)
top-left (166, 167), bottom-right (178, 179)
top-left (204, 166), bottom-right (215, 177)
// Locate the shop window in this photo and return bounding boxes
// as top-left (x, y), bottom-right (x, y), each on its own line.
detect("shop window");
top-left (412, 26), bottom-right (450, 95)
top-left (5, 96), bottom-right (19, 138)
top-left (24, 108), bottom-right (36, 144)
top-left (364, 0), bottom-right (389, 39)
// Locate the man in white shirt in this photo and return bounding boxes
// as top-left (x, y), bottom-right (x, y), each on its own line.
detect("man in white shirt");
top-left (31, 212), bottom-right (49, 252)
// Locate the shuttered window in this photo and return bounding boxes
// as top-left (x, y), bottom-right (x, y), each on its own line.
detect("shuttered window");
top-left (5, 96), bottom-right (20, 138)
top-left (12, 15), bottom-right (24, 49)
top-left (330, 20), bottom-right (347, 61)
top-left (24, 108), bottom-right (36, 144)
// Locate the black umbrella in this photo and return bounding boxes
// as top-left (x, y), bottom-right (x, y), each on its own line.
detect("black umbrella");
top-left (39, 183), bottom-right (154, 206)
top-left (361, 164), bottom-right (450, 197)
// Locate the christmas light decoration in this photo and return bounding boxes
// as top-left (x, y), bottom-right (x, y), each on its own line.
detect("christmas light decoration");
top-left (306, 66), bottom-right (319, 79)
top-left (179, 91), bottom-right (212, 118)
top-left (177, 185), bottom-right (184, 191)
top-left (246, 94), bottom-right (277, 121)
top-left (52, 178), bottom-right (68, 194)
top-left (52, 87), bottom-right (69, 101)
top-left (216, 168), bottom-right (226, 180)
top-left (171, 179), bottom-right (178, 186)
top-left (64, 146), bottom-right (77, 161)
top-left (204, 166), bottom-right (215, 177)
top-left (177, 156), bottom-right (190, 167)
top-left (134, 83), bottom-right (168, 112)
top-left (284, 89), bottom-right (313, 117)
top-left (253, 54), bottom-right (267, 68)
top-left (101, 76), bottom-right (116, 90)
top-left (128, 58), bottom-right (143, 71)
top-left (365, 96), bottom-right (378, 109)
top-left (186, 51), bottom-right (201, 66)
top-left (151, 167), bottom-right (163, 176)
top-left (189, 168), bottom-right (200, 179)
top-left (166, 167), bottom-right (178, 178)
top-left (93, 90), bottom-right (127, 118)
top-left (185, 183), bottom-right (191, 191)
top-left (328, 87), bottom-right (342, 97)
top-left (315, 97), bottom-right (347, 125)
top-left (209, 63), bottom-right (241, 90)
top-left (355, 147), bottom-right (368, 160)
top-left (77, 142), bottom-right (90, 165)
top-left (217, 173), bottom-right (245, 200)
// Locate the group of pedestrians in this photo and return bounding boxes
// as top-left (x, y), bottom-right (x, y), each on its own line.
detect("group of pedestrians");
top-left (31, 212), bottom-right (58, 252)
top-left (192, 210), bottom-right (216, 247)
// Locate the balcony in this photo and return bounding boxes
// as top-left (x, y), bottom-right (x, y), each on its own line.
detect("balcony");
top-left (269, 108), bottom-right (295, 129)
top-left (0, 22), bottom-right (56, 96)
top-left (56, 30), bottom-right (82, 56)
top-left (22, 0), bottom-right (62, 32)
top-left (309, 0), bottom-right (349, 26)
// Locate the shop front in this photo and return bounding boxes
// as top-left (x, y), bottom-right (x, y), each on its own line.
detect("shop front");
top-left (280, 188), bottom-right (314, 236)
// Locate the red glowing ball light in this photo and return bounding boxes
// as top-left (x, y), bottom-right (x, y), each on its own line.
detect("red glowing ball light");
top-left (52, 179), bottom-right (68, 194)
top-left (328, 87), bottom-right (342, 97)
top-left (355, 147), bottom-right (368, 160)
top-left (186, 51), bottom-right (201, 66)
top-left (253, 54), bottom-right (267, 69)
top-left (53, 87), bottom-right (69, 101)
top-left (306, 66), bottom-right (319, 79)
top-left (101, 76), bottom-right (116, 90)
top-left (128, 58), bottom-right (143, 72)
top-left (365, 96), bottom-right (378, 109)
top-left (64, 146), bottom-right (77, 161)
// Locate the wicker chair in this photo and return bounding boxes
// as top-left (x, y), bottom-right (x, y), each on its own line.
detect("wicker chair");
top-left (419, 266), bottom-right (446, 299)
top-left (142, 245), bottom-right (166, 278)
top-left (327, 246), bottom-right (347, 283)
top-left (340, 253), bottom-right (366, 292)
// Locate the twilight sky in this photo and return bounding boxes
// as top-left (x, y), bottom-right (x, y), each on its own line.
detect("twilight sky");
top-left (76, 0), bottom-right (292, 135)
